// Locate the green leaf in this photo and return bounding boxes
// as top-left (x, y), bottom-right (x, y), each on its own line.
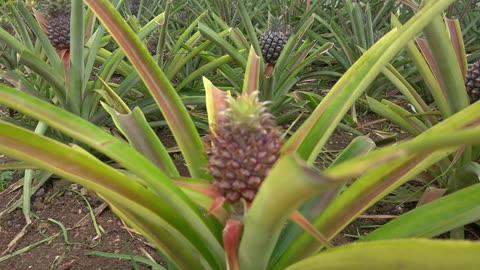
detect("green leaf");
top-left (239, 155), bottom-right (347, 270)
top-left (84, 0), bottom-right (208, 178)
top-left (68, 0), bottom-right (85, 115)
top-left (0, 121), bottom-right (217, 269)
top-left (270, 136), bottom-right (376, 266)
top-left (275, 92), bottom-right (480, 268)
top-left (283, 0), bottom-right (458, 164)
top-left (198, 22), bottom-right (246, 68)
top-left (242, 47), bottom-right (260, 95)
top-left (18, 51), bottom-right (66, 105)
top-left (175, 54), bottom-right (233, 91)
top-left (362, 183), bottom-right (480, 240)
top-left (102, 104), bottom-right (179, 177)
top-left (0, 84), bottom-right (224, 268)
top-left (367, 97), bottom-right (424, 135)
top-left (286, 239), bottom-right (480, 270)
top-left (85, 251), bottom-right (167, 270)
top-left (446, 19), bottom-right (467, 77)
top-left (204, 77), bottom-right (229, 133)
top-left (382, 63), bottom-right (436, 126)
top-left (20, 2), bottom-right (62, 71)
top-left (0, 161), bottom-right (36, 170)
top-left (391, 14), bottom-right (450, 117)
top-left (422, 13), bottom-right (469, 114)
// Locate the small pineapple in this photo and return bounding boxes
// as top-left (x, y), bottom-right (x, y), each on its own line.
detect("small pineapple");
top-left (36, 0), bottom-right (71, 50)
top-left (0, 17), bottom-right (15, 36)
top-left (465, 60), bottom-right (480, 103)
top-left (208, 92), bottom-right (283, 203)
top-left (146, 35), bottom-right (168, 61)
top-left (130, 0), bottom-right (140, 16)
top-left (259, 15), bottom-right (288, 65)
top-left (147, 35), bottom-right (158, 55)
top-left (176, 11), bottom-right (188, 25)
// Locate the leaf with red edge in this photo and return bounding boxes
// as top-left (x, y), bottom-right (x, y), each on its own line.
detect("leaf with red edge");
top-left (224, 219), bottom-right (243, 270)
top-left (417, 186), bottom-right (447, 207)
top-left (416, 38), bottom-right (445, 92)
top-left (290, 211), bottom-right (332, 249)
top-left (208, 197), bottom-right (226, 216)
top-left (61, 50), bottom-right (71, 102)
top-left (174, 180), bottom-right (221, 199)
top-left (84, 0), bottom-right (208, 179)
top-left (400, 0), bottom-right (419, 11)
top-left (446, 18), bottom-right (467, 77)
top-left (204, 77), bottom-right (230, 134)
top-left (242, 47), bottom-right (260, 95)
top-left (174, 179), bottom-right (228, 223)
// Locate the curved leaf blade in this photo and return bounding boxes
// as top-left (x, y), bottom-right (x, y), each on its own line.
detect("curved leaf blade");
top-left (362, 183), bottom-right (480, 240)
top-left (286, 239), bottom-right (480, 270)
top-left (283, 0), bottom-right (457, 164)
top-left (239, 155), bottom-right (346, 270)
top-left (84, 0), bottom-right (208, 178)
top-left (0, 121), bottom-right (214, 269)
top-left (0, 84), bottom-right (224, 267)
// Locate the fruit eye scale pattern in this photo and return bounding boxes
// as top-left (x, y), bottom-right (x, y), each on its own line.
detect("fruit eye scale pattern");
top-left (37, 0), bottom-right (71, 50)
top-left (207, 93), bottom-right (283, 203)
top-left (130, 0), bottom-right (140, 16)
top-left (0, 17), bottom-right (15, 36)
top-left (466, 60), bottom-right (480, 103)
top-left (259, 30), bottom-right (288, 65)
top-left (44, 9), bottom-right (71, 50)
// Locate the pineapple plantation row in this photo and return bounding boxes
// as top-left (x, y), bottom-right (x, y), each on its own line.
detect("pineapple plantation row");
top-left (1, 0), bottom-right (480, 269)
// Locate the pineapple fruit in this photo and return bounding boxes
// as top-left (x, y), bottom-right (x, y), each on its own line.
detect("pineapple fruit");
top-left (465, 60), bottom-right (480, 103)
top-left (36, 0), bottom-right (71, 50)
top-left (208, 92), bottom-right (283, 203)
top-left (130, 0), bottom-right (140, 16)
top-left (0, 17), bottom-right (15, 36)
top-left (259, 16), bottom-right (288, 65)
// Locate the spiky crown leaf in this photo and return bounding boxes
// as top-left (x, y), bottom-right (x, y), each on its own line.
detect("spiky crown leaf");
top-left (36, 0), bottom-right (71, 14)
top-left (267, 13), bottom-right (285, 32)
top-left (0, 17), bottom-right (8, 26)
top-left (220, 91), bottom-right (270, 130)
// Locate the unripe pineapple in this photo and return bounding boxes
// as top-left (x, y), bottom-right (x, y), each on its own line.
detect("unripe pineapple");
top-left (147, 35), bottom-right (158, 55)
top-left (177, 11), bottom-right (188, 24)
top-left (0, 17), bottom-right (15, 36)
top-left (208, 92), bottom-right (283, 203)
top-left (146, 35), bottom-right (168, 61)
top-left (130, 0), bottom-right (140, 16)
top-left (465, 60), bottom-right (480, 103)
top-left (36, 0), bottom-right (71, 50)
top-left (259, 15), bottom-right (288, 65)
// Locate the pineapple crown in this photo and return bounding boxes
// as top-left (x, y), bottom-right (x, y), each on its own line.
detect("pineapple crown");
top-left (36, 0), bottom-right (71, 14)
top-left (0, 17), bottom-right (8, 26)
top-left (267, 13), bottom-right (285, 32)
top-left (219, 91), bottom-right (271, 130)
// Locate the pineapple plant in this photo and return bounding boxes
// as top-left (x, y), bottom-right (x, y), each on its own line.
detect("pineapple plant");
top-left (207, 91), bottom-right (283, 203)
top-left (465, 60), bottom-right (480, 103)
top-left (259, 15), bottom-right (289, 65)
top-left (36, 0), bottom-right (71, 50)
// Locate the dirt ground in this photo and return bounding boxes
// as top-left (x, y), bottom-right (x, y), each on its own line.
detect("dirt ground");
top-left (0, 170), bottom-right (167, 270)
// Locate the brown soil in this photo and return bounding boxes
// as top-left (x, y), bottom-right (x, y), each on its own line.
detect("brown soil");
top-left (0, 178), bottom-right (167, 270)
